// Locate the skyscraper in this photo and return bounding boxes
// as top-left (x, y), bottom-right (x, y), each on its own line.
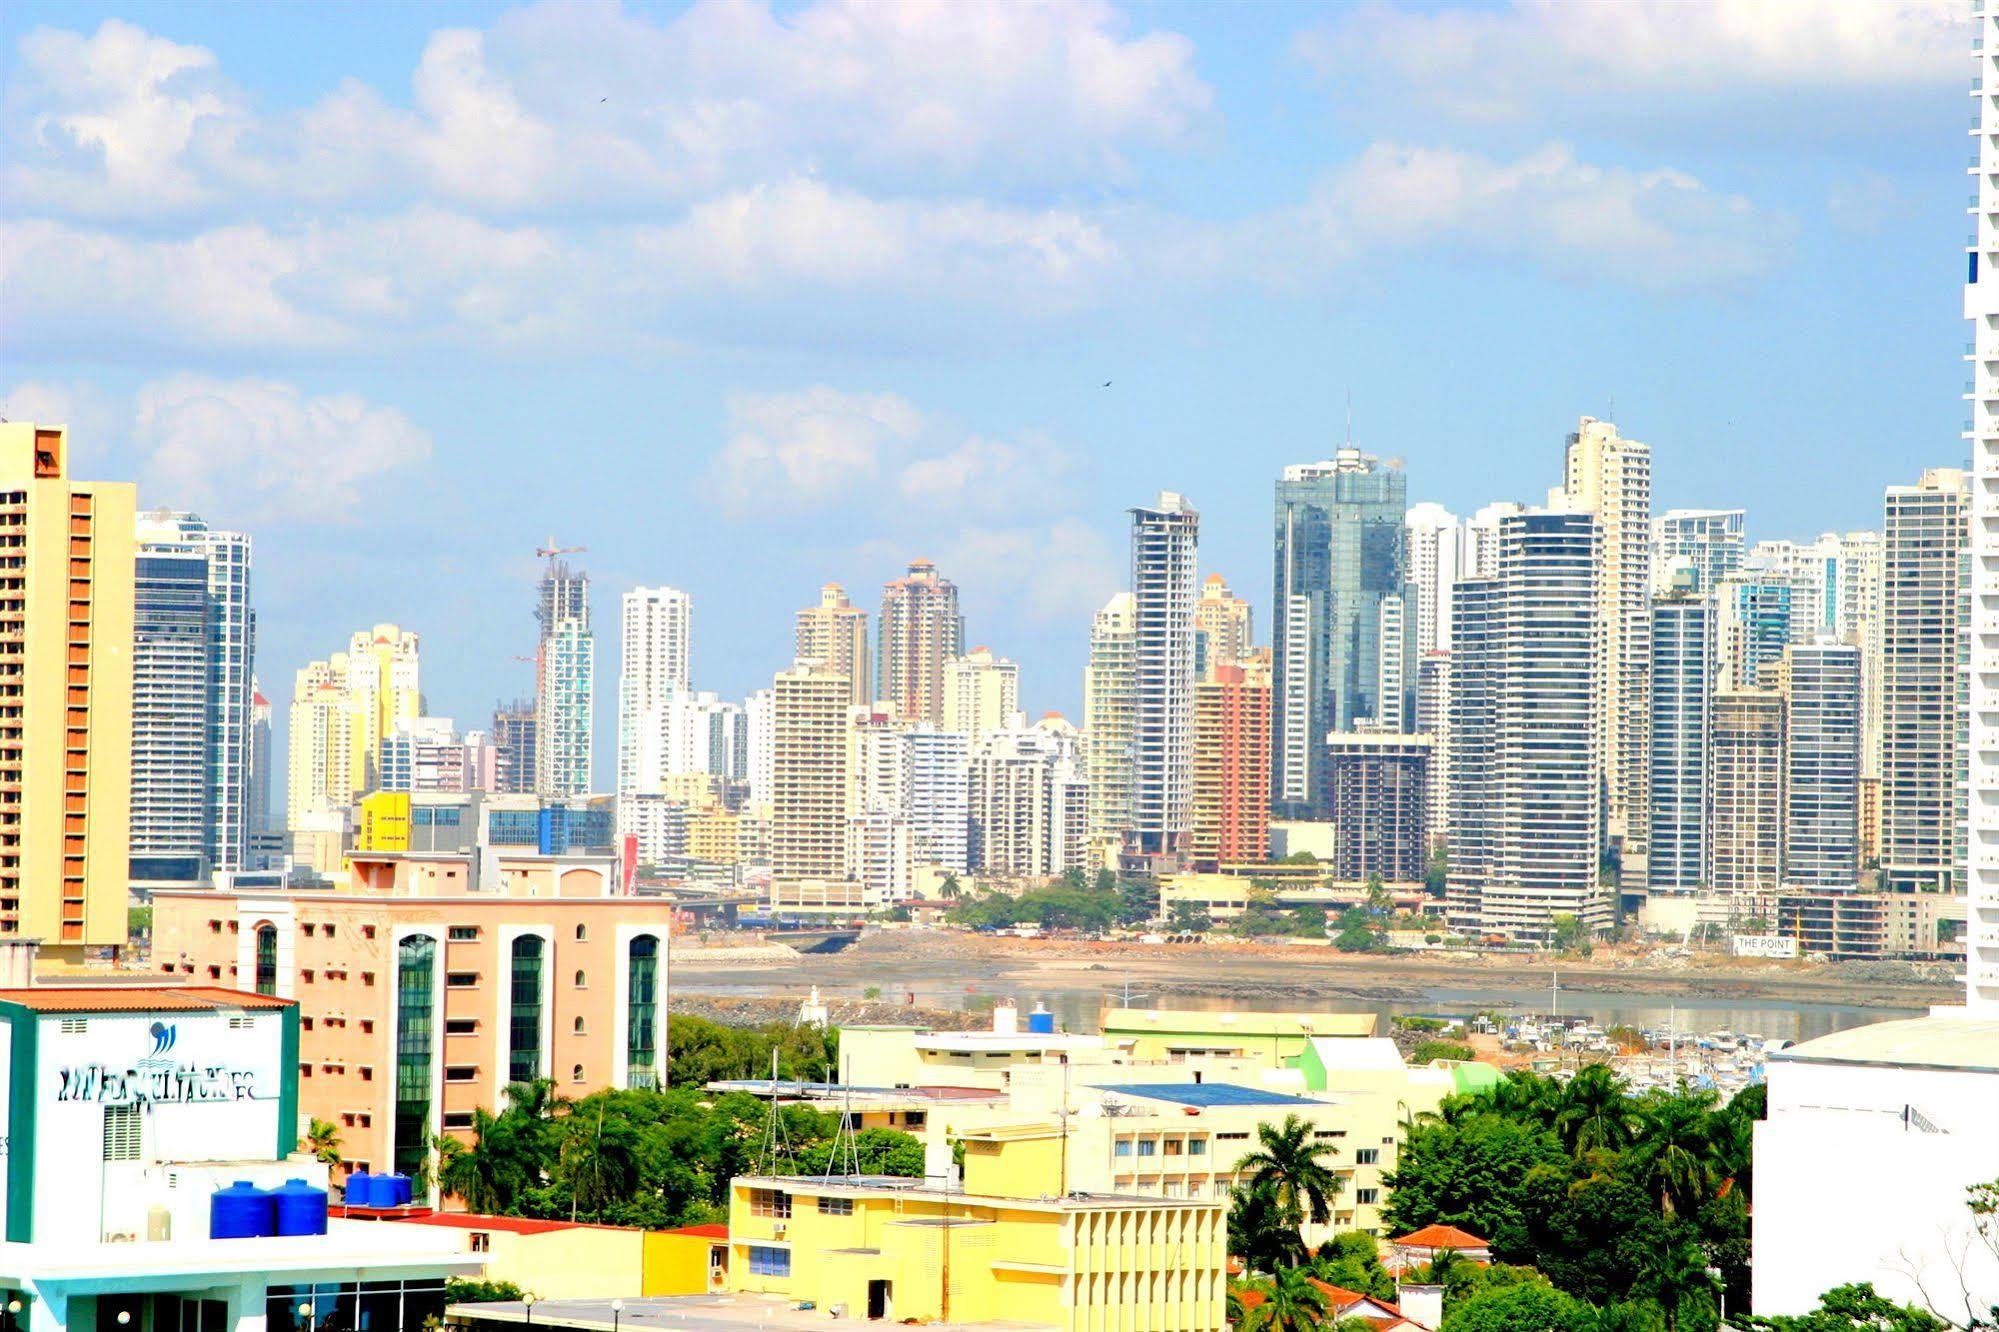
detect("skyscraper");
top-left (943, 647), bottom-right (1019, 736)
top-left (1193, 573), bottom-right (1254, 680)
top-left (795, 584), bottom-right (871, 706)
top-left (770, 661), bottom-right (852, 885)
top-left (1653, 509), bottom-right (1745, 594)
top-left (1190, 662), bottom-right (1271, 871)
top-left (1707, 689), bottom-right (1783, 899)
top-left (1463, 501), bottom-right (1526, 579)
top-left (1778, 641), bottom-right (1862, 890)
top-left (1880, 468), bottom-right (1968, 895)
top-left (1967, 35), bottom-right (1999, 1005)
top-left (1645, 582), bottom-right (1713, 901)
top-left (490, 699), bottom-right (537, 794)
top-left (534, 556), bottom-right (593, 797)
top-left (1325, 733), bottom-right (1430, 885)
top-left (616, 586), bottom-right (692, 794)
top-left (1127, 493), bottom-right (1199, 867)
top-left (1753, 536), bottom-right (1841, 641)
top-left (878, 559), bottom-right (963, 726)
top-left (0, 423), bottom-right (134, 955)
top-left (132, 510), bottom-right (256, 881)
top-left (1404, 502), bottom-right (1463, 657)
top-left (968, 717), bottom-right (1088, 878)
top-left (1561, 416), bottom-right (1652, 856)
top-left (1271, 449), bottom-right (1411, 816)
top-left (1715, 567), bottom-right (1796, 691)
top-left (1448, 510), bottom-right (1605, 939)
top-left (1083, 592), bottom-right (1136, 853)
top-left (288, 625), bottom-right (422, 829)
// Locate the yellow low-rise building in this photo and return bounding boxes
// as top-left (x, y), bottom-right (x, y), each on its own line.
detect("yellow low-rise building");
top-left (387, 1214), bottom-right (730, 1299)
top-left (726, 1166), bottom-right (1224, 1332)
top-left (1099, 1006), bottom-right (1376, 1064)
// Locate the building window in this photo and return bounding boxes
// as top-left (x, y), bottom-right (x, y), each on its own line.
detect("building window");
top-left (573, 1016), bottom-right (585, 1035)
top-left (816, 1196), bottom-right (854, 1216)
top-left (575, 924), bottom-right (587, 941)
top-left (394, 935), bottom-right (437, 1178)
top-left (1163, 1139), bottom-right (1182, 1156)
top-left (445, 1066), bottom-right (477, 1083)
top-left (1114, 1140), bottom-right (1133, 1158)
top-left (1137, 1140), bottom-right (1156, 1157)
top-left (446, 972), bottom-right (478, 988)
top-left (508, 935), bottom-right (544, 1085)
top-left (103, 1103), bottom-right (140, 1161)
top-left (749, 1189), bottom-right (792, 1218)
top-left (471, 1232), bottom-right (491, 1253)
top-left (627, 935), bottom-right (658, 1088)
top-left (448, 926), bottom-right (478, 941)
top-left (1355, 1148), bottom-right (1379, 1166)
top-left (1188, 1138), bottom-right (1207, 1156)
top-left (572, 1063), bottom-right (584, 1083)
top-left (443, 1112), bottom-right (475, 1130)
top-left (747, 1246), bottom-right (791, 1278)
top-left (254, 923), bottom-right (278, 997)
top-left (1356, 1188), bottom-right (1379, 1205)
top-left (445, 1018), bottom-right (477, 1036)
top-left (573, 969), bottom-right (587, 989)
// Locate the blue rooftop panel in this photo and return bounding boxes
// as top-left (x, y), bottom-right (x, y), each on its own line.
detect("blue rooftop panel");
top-left (1089, 1083), bottom-right (1321, 1108)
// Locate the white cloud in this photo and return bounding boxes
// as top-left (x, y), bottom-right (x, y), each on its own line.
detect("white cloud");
top-left (6, 2), bottom-right (1212, 220)
top-left (1297, 0), bottom-right (1961, 125)
top-left (1246, 142), bottom-right (1789, 292)
top-left (936, 518), bottom-right (1122, 623)
top-left (710, 386), bottom-right (927, 515)
top-left (132, 375), bottom-right (431, 523)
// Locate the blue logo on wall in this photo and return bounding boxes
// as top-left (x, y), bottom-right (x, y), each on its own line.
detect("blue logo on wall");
top-left (148, 1022), bottom-right (177, 1057)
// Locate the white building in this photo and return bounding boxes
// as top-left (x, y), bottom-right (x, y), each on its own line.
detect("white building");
top-left (1975, 0), bottom-right (1999, 1011)
top-left (615, 586), bottom-right (693, 794)
top-left (968, 717), bottom-right (1089, 879)
top-left (616, 791), bottom-right (689, 868)
top-left (943, 648), bottom-right (1020, 736)
top-left (1405, 502), bottom-right (1463, 658)
top-left (1753, 1019), bottom-right (1999, 1318)
top-left (1126, 493), bottom-right (1199, 869)
top-left (1652, 508), bottom-right (1745, 595)
top-left (0, 980), bottom-right (478, 1330)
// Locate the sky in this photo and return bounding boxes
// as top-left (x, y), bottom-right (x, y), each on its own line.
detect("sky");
top-left (0, 0), bottom-right (1972, 780)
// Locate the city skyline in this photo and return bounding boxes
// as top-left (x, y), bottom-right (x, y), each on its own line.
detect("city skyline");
top-left (0, 1), bottom-right (1970, 779)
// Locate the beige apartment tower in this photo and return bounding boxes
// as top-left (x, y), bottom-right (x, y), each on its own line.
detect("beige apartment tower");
top-left (1193, 574), bottom-right (1253, 681)
top-left (770, 661), bottom-right (854, 884)
top-left (1562, 416), bottom-right (1653, 856)
top-left (1708, 689), bottom-right (1783, 897)
top-left (877, 559), bottom-right (963, 727)
top-left (795, 584), bottom-right (870, 706)
top-left (0, 424), bottom-right (135, 955)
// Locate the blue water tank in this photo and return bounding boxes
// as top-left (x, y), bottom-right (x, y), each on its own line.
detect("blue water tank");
top-left (343, 1171), bottom-right (374, 1207)
top-left (385, 1172), bottom-right (413, 1205)
top-left (272, 1178), bottom-right (329, 1237)
top-left (1027, 1004), bottom-right (1055, 1034)
top-left (210, 1181), bottom-right (275, 1239)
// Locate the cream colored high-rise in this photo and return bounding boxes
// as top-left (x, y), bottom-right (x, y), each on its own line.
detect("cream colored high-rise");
top-left (1562, 417), bottom-right (1652, 856)
top-left (1083, 592), bottom-right (1137, 855)
top-left (795, 584), bottom-right (870, 705)
top-left (1192, 574), bottom-right (1252, 681)
top-left (943, 647), bottom-right (1019, 735)
top-left (287, 625), bottom-right (420, 828)
top-left (770, 661), bottom-right (853, 884)
top-left (0, 424), bottom-right (134, 956)
top-left (878, 559), bottom-right (963, 726)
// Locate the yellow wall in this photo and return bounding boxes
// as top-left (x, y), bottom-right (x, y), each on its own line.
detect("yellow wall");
top-left (643, 1231), bottom-right (729, 1296)
top-left (1098, 1007), bottom-right (1376, 1063)
top-left (726, 1178), bottom-right (1225, 1332)
top-left (357, 791), bottom-right (412, 852)
top-left (466, 1225), bottom-right (647, 1301)
top-left (0, 423), bottom-right (134, 956)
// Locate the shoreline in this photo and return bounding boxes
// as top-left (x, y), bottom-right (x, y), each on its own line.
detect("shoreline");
top-left (674, 931), bottom-right (1954, 1014)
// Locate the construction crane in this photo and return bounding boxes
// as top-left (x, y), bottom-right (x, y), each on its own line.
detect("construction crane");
top-left (536, 536), bottom-right (586, 562)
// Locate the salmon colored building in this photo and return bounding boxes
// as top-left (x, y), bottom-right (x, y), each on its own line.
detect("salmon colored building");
top-left (151, 848), bottom-right (671, 1196)
top-left (1190, 663), bottom-right (1271, 871)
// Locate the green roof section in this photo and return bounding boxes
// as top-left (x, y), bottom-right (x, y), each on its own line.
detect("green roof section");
top-left (1445, 1061), bottom-right (1504, 1095)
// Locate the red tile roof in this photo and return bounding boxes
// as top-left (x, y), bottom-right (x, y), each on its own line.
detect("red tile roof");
top-left (0, 985), bottom-right (292, 1013)
top-left (1391, 1223), bottom-right (1490, 1250)
top-left (666, 1224), bottom-right (729, 1238)
top-left (401, 1213), bottom-right (586, 1236)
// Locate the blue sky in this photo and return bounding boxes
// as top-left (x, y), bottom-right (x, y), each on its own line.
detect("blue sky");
top-left (0, 0), bottom-right (1969, 776)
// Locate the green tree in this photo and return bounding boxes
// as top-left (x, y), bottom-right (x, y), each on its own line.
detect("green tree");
top-left (1240, 1115), bottom-right (1344, 1234)
top-left (1628, 1091), bottom-right (1726, 1217)
top-left (1384, 1103), bottom-right (1569, 1259)
top-left (1555, 1064), bottom-right (1642, 1159)
top-left (1410, 1040), bottom-right (1478, 1064)
top-left (1733, 1284), bottom-right (1948, 1331)
top-left (302, 1117), bottom-right (342, 1166)
top-left (1236, 1267), bottom-right (1330, 1332)
top-left (1629, 1241), bottom-right (1718, 1332)
top-left (938, 875), bottom-right (962, 901)
top-left (1308, 1232), bottom-right (1396, 1302)
top-left (1440, 1280), bottom-right (1601, 1332)
top-left (445, 1278), bottom-right (527, 1305)
top-left (1168, 901), bottom-right (1212, 933)
top-left (1229, 1175), bottom-right (1303, 1272)
top-left (1550, 914), bottom-right (1589, 952)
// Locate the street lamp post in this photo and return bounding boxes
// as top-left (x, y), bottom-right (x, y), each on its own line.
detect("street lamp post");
top-left (525, 1294), bottom-right (537, 1332)
top-left (612, 1298), bottom-right (624, 1332)
top-left (4, 1296), bottom-right (21, 1332)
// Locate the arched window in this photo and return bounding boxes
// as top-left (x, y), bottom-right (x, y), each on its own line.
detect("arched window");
top-left (254, 924), bottom-right (278, 997)
top-left (575, 923), bottom-right (587, 941)
top-left (573, 1016), bottom-right (585, 1035)
top-left (571, 1063), bottom-right (584, 1083)
top-left (394, 935), bottom-right (437, 1178)
top-left (627, 935), bottom-right (659, 1090)
top-left (574, 969), bottom-right (586, 988)
top-left (508, 936), bottom-right (544, 1085)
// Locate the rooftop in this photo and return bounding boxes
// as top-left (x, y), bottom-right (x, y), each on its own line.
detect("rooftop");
top-left (1089, 1083), bottom-right (1325, 1109)
top-left (1772, 1015), bottom-right (1999, 1074)
top-left (736, 1174), bottom-right (1219, 1212)
top-left (1392, 1223), bottom-right (1491, 1251)
top-left (1100, 1007), bottom-right (1377, 1038)
top-left (0, 1219), bottom-right (480, 1283)
top-left (447, 1293), bottom-right (1055, 1332)
top-left (0, 986), bottom-right (291, 1014)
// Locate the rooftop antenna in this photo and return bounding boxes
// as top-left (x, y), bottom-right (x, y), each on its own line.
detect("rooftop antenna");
top-left (821, 1051), bottom-right (861, 1182)
top-left (754, 1048), bottom-right (795, 1176)
top-left (1344, 390), bottom-right (1354, 447)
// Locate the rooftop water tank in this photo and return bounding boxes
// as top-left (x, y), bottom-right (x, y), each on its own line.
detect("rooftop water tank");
top-left (384, 1172), bottom-right (413, 1206)
top-left (273, 1178), bottom-right (329, 1237)
top-left (343, 1172), bottom-right (374, 1207)
top-left (1027, 1004), bottom-right (1056, 1035)
top-left (210, 1181), bottom-right (274, 1240)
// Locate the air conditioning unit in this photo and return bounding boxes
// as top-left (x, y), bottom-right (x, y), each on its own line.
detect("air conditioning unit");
top-left (773, 1224), bottom-right (787, 1239)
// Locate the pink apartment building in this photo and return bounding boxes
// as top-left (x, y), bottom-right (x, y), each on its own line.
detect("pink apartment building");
top-left (151, 849), bottom-right (673, 1193)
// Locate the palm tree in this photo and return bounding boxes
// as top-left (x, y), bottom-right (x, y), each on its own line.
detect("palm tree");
top-left (437, 1109), bottom-right (513, 1213)
top-left (1629, 1090), bottom-right (1724, 1217)
top-left (1236, 1268), bottom-right (1329, 1332)
top-left (1554, 1063), bottom-right (1640, 1158)
top-left (1238, 1116), bottom-right (1344, 1234)
top-left (302, 1117), bottom-right (342, 1166)
top-left (1229, 1175), bottom-right (1302, 1272)
top-left (1631, 1240), bottom-right (1719, 1332)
